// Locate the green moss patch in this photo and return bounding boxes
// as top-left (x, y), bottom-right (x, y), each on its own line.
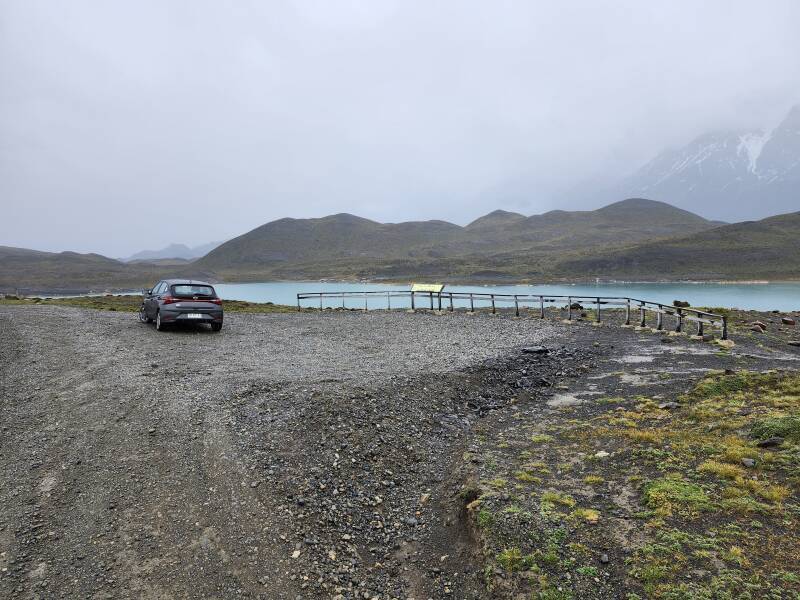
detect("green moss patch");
top-left (751, 414), bottom-right (800, 442)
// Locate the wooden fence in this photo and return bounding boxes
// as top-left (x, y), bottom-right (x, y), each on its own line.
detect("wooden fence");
top-left (296, 290), bottom-right (728, 340)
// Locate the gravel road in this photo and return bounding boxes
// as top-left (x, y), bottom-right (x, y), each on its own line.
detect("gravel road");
top-left (0, 306), bottom-right (561, 599)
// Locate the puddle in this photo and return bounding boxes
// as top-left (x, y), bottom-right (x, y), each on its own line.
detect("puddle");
top-left (661, 345), bottom-right (718, 356)
top-left (613, 355), bottom-right (655, 364)
top-left (547, 393), bottom-right (584, 407)
top-left (619, 372), bottom-right (659, 386)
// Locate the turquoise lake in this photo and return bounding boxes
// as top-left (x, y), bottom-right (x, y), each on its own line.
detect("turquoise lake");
top-left (212, 281), bottom-right (800, 311)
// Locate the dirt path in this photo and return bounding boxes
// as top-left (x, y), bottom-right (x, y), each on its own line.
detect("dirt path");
top-left (0, 306), bottom-right (559, 599)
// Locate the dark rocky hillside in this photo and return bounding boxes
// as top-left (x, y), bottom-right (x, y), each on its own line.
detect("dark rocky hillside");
top-left (556, 211), bottom-right (800, 280)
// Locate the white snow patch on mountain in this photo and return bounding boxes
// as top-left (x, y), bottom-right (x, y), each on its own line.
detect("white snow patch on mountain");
top-left (737, 131), bottom-right (771, 174)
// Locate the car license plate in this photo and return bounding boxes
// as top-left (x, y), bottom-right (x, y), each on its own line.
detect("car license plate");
top-left (186, 313), bottom-right (203, 319)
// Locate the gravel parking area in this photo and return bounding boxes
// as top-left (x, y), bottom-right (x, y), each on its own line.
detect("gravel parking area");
top-left (5, 306), bottom-right (562, 381)
top-left (0, 306), bottom-right (560, 599)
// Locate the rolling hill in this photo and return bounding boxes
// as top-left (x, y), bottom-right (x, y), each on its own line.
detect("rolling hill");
top-left (197, 213), bottom-right (462, 269)
top-left (0, 246), bottom-right (170, 294)
top-left (193, 199), bottom-right (720, 280)
top-left (555, 211), bottom-right (800, 280)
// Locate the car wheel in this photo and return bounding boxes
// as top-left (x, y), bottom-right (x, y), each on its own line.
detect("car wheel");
top-left (139, 306), bottom-right (152, 323)
top-left (155, 311), bottom-right (166, 331)
top-left (211, 322), bottom-right (222, 332)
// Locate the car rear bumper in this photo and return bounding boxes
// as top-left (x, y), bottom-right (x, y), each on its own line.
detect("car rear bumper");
top-left (160, 308), bottom-right (223, 323)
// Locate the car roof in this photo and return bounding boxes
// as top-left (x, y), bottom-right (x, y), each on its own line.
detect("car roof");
top-left (162, 279), bottom-right (215, 286)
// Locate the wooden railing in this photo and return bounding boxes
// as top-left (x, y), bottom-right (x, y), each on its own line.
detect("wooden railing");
top-left (296, 290), bottom-right (728, 340)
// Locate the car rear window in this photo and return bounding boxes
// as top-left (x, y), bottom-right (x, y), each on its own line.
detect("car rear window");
top-left (171, 284), bottom-right (216, 298)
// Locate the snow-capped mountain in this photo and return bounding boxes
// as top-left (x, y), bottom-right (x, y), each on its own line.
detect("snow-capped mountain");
top-left (614, 105), bottom-right (800, 220)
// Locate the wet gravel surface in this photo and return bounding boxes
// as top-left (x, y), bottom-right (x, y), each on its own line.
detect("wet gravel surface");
top-left (5, 306), bottom-right (796, 599)
top-left (0, 306), bottom-right (562, 599)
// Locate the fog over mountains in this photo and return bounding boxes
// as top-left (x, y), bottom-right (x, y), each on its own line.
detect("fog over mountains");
top-left (122, 241), bottom-right (223, 263)
top-left (609, 105), bottom-right (800, 220)
top-left (124, 105), bottom-right (800, 262)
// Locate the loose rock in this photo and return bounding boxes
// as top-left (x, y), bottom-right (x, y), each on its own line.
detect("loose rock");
top-left (756, 437), bottom-right (784, 448)
top-left (522, 346), bottom-right (549, 355)
top-left (658, 402), bottom-right (680, 410)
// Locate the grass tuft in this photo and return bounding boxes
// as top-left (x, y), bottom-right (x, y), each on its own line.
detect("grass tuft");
top-left (570, 508), bottom-right (600, 523)
top-left (541, 491), bottom-right (576, 508)
top-left (643, 476), bottom-right (712, 517)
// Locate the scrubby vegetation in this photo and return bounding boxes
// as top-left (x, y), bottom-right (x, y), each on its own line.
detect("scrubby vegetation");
top-left (0, 294), bottom-right (301, 313)
top-left (467, 370), bottom-right (800, 598)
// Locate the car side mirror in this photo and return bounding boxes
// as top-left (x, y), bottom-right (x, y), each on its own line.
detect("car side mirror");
top-left (143, 288), bottom-right (151, 296)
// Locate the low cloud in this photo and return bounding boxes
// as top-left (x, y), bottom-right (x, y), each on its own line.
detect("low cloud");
top-left (1, 1), bottom-right (798, 255)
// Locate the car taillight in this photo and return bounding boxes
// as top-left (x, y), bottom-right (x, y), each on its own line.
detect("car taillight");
top-left (162, 295), bottom-right (179, 304)
top-left (210, 298), bottom-right (222, 305)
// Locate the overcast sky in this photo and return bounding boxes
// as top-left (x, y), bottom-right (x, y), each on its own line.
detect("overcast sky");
top-left (1, 1), bottom-right (799, 256)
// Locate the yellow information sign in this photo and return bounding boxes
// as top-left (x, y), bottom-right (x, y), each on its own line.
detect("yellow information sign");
top-left (411, 283), bottom-right (445, 293)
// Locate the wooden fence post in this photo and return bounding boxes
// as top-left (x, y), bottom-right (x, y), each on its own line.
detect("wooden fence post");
top-left (387, 291), bottom-right (391, 310)
top-left (491, 295), bottom-right (496, 314)
top-left (449, 294), bottom-right (454, 312)
top-left (430, 292), bottom-right (434, 311)
top-left (540, 296), bottom-right (545, 318)
top-left (639, 302), bottom-right (646, 327)
top-left (437, 293), bottom-right (442, 311)
top-left (514, 295), bottom-right (519, 317)
top-left (722, 316), bottom-right (728, 340)
top-left (596, 297), bottom-right (601, 322)
top-left (470, 293), bottom-right (474, 312)
top-left (675, 308), bottom-right (683, 333)
top-left (411, 291), bottom-right (415, 311)
top-left (567, 296), bottom-right (572, 321)
top-left (625, 299), bottom-right (631, 325)
top-left (364, 292), bottom-right (368, 312)
top-left (297, 296), bottom-right (301, 311)
top-left (697, 318), bottom-right (704, 336)
top-left (319, 295), bottom-right (323, 311)
top-left (656, 305), bottom-right (663, 330)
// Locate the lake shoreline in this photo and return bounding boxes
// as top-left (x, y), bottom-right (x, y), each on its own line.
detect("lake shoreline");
top-left (10, 277), bottom-right (800, 297)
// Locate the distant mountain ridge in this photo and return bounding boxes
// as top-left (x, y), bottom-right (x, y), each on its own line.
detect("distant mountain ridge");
top-left (3, 199), bottom-right (798, 293)
top-left (122, 240), bottom-right (223, 262)
top-left (613, 105), bottom-right (800, 219)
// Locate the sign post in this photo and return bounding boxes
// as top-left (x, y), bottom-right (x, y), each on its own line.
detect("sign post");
top-left (410, 283), bottom-right (445, 311)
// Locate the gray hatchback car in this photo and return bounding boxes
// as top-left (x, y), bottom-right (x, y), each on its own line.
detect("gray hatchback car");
top-left (139, 279), bottom-right (223, 332)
